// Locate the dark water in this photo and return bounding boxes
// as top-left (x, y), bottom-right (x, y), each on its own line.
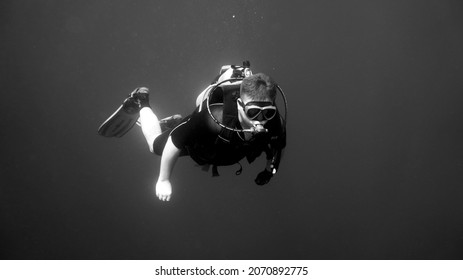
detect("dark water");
top-left (2, 0), bottom-right (463, 259)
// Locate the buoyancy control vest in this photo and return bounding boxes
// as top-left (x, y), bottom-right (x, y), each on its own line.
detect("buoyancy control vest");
top-left (201, 62), bottom-right (287, 176)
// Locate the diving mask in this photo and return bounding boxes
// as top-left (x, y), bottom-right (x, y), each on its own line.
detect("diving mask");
top-left (238, 100), bottom-right (277, 121)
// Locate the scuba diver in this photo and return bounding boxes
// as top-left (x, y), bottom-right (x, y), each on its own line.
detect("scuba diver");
top-left (98, 61), bottom-right (287, 201)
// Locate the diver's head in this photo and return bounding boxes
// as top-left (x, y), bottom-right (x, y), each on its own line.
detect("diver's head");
top-left (237, 73), bottom-right (277, 132)
top-left (240, 73), bottom-right (277, 102)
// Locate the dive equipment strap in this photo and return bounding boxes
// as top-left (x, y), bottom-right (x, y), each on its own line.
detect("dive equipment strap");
top-left (217, 86), bottom-right (240, 143)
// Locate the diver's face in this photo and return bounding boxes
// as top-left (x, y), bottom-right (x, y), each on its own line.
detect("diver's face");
top-left (237, 94), bottom-right (276, 131)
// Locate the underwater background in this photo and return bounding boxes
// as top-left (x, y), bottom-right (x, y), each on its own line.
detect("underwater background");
top-left (2, 0), bottom-right (463, 259)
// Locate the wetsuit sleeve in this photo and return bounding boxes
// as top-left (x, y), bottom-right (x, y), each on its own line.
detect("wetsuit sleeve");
top-left (267, 114), bottom-right (286, 173)
top-left (266, 143), bottom-right (283, 172)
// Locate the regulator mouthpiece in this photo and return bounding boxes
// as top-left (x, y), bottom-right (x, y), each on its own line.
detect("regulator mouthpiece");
top-left (252, 124), bottom-right (268, 134)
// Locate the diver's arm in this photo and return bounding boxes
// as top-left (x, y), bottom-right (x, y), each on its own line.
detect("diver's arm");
top-left (265, 158), bottom-right (274, 172)
top-left (255, 145), bottom-right (283, 185)
top-left (268, 145), bottom-right (283, 173)
top-left (156, 136), bottom-right (181, 201)
top-left (255, 117), bottom-right (286, 185)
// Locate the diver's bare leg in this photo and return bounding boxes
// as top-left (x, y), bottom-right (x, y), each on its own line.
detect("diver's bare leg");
top-left (139, 107), bottom-right (162, 153)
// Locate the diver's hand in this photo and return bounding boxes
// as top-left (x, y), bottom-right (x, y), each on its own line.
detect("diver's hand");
top-left (255, 169), bottom-right (273, 185)
top-left (155, 179), bottom-right (172, 201)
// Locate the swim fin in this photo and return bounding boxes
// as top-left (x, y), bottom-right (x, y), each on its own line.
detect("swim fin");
top-left (99, 106), bottom-right (184, 137)
top-left (98, 106), bottom-right (138, 137)
top-left (98, 92), bottom-right (143, 137)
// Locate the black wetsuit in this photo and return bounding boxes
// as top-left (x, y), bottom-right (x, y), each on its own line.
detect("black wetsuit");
top-left (152, 100), bottom-right (285, 173)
